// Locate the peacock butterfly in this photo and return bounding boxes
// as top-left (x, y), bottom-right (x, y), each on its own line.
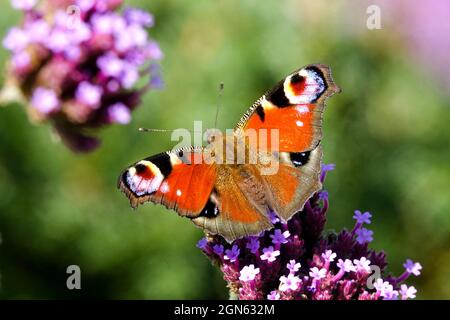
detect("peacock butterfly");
top-left (118, 64), bottom-right (340, 242)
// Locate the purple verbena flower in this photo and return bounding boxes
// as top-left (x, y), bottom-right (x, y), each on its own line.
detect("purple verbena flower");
top-left (318, 190), bottom-right (329, 201)
top-left (196, 238), bottom-right (208, 250)
top-left (403, 259), bottom-right (422, 276)
top-left (245, 237), bottom-right (260, 254)
top-left (400, 284), bottom-right (417, 300)
top-left (270, 229), bottom-right (290, 245)
top-left (287, 260), bottom-right (301, 274)
top-left (355, 227), bottom-right (374, 244)
top-left (353, 210), bottom-right (372, 224)
top-left (321, 250), bottom-right (336, 263)
top-left (1, 0), bottom-right (163, 153)
top-left (353, 257), bottom-right (371, 273)
top-left (75, 81), bottom-right (103, 109)
top-left (267, 290), bottom-right (280, 300)
top-left (224, 245), bottom-right (240, 262)
top-left (309, 267), bottom-right (327, 280)
top-left (337, 259), bottom-right (356, 273)
top-left (31, 87), bottom-right (60, 114)
top-left (213, 244), bottom-right (224, 256)
top-left (279, 274), bottom-right (301, 292)
top-left (107, 102), bottom-right (131, 124)
top-left (268, 211), bottom-right (280, 224)
top-left (197, 165), bottom-right (422, 300)
top-left (12, 0), bottom-right (37, 10)
top-left (260, 246), bottom-right (280, 263)
top-left (239, 265), bottom-right (259, 282)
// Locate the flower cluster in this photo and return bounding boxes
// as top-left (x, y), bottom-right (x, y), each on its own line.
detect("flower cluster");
top-left (1, 0), bottom-right (163, 152)
top-left (197, 165), bottom-right (422, 300)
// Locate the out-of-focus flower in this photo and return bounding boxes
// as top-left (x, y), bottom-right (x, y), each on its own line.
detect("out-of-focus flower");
top-left (1, 0), bottom-right (163, 152)
top-left (198, 164), bottom-right (422, 300)
top-left (376, 0), bottom-right (450, 90)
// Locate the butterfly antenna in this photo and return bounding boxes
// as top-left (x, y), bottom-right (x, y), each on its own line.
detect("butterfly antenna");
top-left (139, 128), bottom-right (174, 133)
top-left (139, 128), bottom-right (202, 134)
top-left (214, 82), bottom-right (224, 129)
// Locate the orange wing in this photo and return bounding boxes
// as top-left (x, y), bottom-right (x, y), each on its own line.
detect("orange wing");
top-left (118, 147), bottom-right (272, 242)
top-left (235, 64), bottom-right (340, 152)
top-left (118, 148), bottom-right (216, 217)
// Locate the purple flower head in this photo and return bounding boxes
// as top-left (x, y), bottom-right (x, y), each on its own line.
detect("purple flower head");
top-left (239, 265), bottom-right (260, 282)
top-left (2, 0), bottom-right (162, 153)
top-left (287, 260), bottom-right (301, 274)
top-left (213, 244), bottom-right (224, 256)
top-left (279, 274), bottom-right (301, 292)
top-left (260, 246), bottom-right (280, 263)
top-left (355, 228), bottom-right (374, 244)
top-left (400, 284), bottom-right (417, 300)
top-left (403, 259), bottom-right (422, 276)
top-left (245, 237), bottom-right (260, 254)
top-left (309, 267), bottom-right (327, 280)
top-left (267, 291), bottom-right (280, 300)
top-left (353, 210), bottom-right (372, 224)
top-left (31, 87), bottom-right (60, 114)
top-left (224, 245), bottom-right (240, 262)
top-left (196, 166), bottom-right (421, 300)
top-left (270, 229), bottom-right (290, 245)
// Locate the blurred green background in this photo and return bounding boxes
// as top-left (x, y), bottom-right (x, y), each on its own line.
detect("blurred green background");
top-left (0, 0), bottom-right (449, 299)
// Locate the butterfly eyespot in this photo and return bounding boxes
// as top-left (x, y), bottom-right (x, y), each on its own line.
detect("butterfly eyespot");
top-left (135, 163), bottom-right (147, 173)
top-left (290, 151), bottom-right (311, 167)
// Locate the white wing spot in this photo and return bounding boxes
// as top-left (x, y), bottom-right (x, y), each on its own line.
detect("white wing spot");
top-left (296, 105), bottom-right (309, 113)
top-left (296, 120), bottom-right (304, 127)
top-left (160, 182), bottom-right (170, 193)
top-left (176, 189), bottom-right (182, 196)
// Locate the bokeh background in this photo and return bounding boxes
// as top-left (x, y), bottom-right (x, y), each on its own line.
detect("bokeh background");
top-left (0, 0), bottom-right (449, 299)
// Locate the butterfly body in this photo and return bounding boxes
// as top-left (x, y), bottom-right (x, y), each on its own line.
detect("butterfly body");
top-left (118, 64), bottom-right (340, 242)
